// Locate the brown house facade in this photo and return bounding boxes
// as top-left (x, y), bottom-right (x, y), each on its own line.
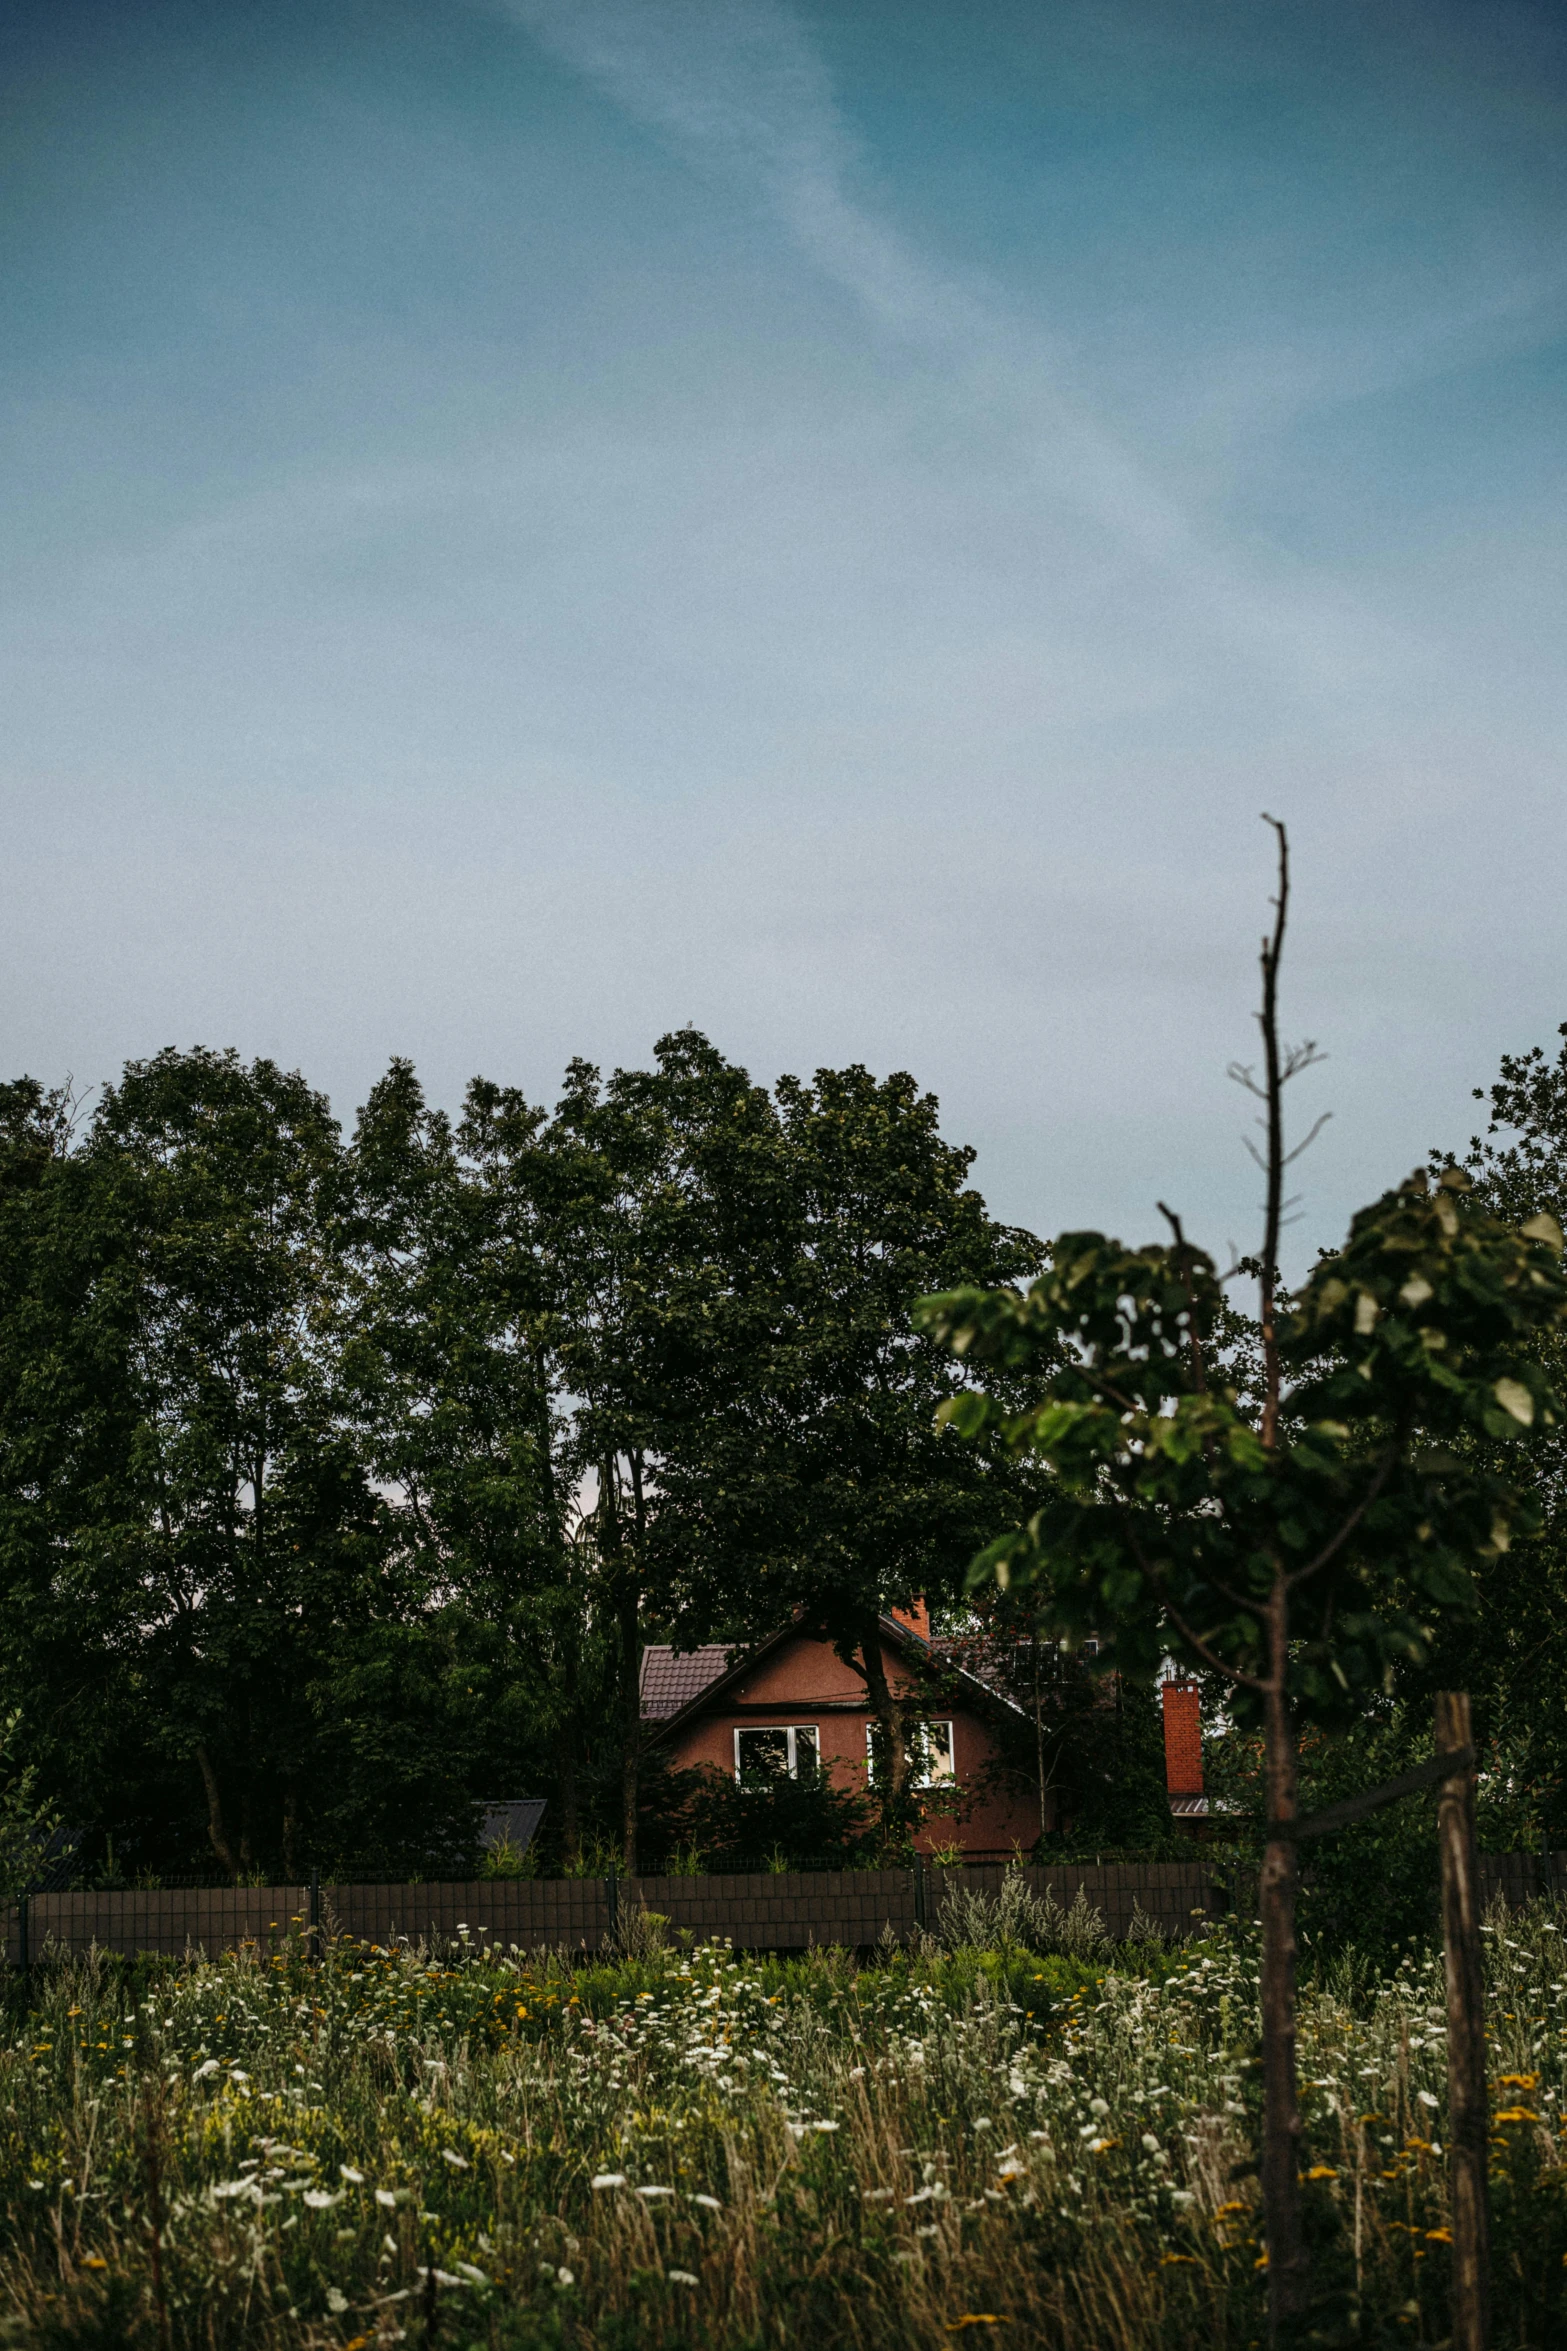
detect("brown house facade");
top-left (642, 1614), bottom-right (1207, 1857)
top-left (641, 1604), bottom-right (1046, 1858)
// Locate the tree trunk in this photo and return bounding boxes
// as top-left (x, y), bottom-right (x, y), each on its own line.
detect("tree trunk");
top-left (560, 1629), bottom-right (582, 1870)
top-left (537, 1348), bottom-right (580, 1871)
top-left (1253, 829), bottom-right (1309, 2340)
top-left (858, 1612), bottom-right (911, 1853)
top-left (238, 1692), bottom-right (255, 1873)
top-left (1437, 1690), bottom-right (1490, 2351)
top-left (1259, 1611), bottom-right (1309, 2340)
top-left (1032, 1626), bottom-right (1047, 1839)
top-left (620, 1449), bottom-right (650, 1875)
top-left (195, 1743), bottom-right (239, 1881)
top-left (560, 1731), bottom-right (581, 1871)
top-left (618, 1576), bottom-right (641, 1871)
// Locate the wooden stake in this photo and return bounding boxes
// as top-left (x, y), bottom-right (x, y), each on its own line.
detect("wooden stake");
top-left (1437, 1691), bottom-right (1489, 2351)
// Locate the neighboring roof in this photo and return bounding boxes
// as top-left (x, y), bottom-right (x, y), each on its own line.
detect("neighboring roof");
top-left (1168, 1795), bottom-right (1210, 1818)
top-left (643, 1614), bottom-right (1025, 1746)
top-left (479, 1798), bottom-right (548, 1855)
top-left (640, 1644), bottom-right (734, 1720)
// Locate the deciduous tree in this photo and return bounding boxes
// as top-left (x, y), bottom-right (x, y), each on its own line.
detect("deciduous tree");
top-left (919, 826), bottom-right (1567, 2341)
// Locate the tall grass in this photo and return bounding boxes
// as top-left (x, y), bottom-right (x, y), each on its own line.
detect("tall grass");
top-left (3, 1900), bottom-right (1566, 2348)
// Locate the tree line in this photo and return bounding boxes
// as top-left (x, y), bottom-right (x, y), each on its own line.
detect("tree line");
top-left (6, 1000), bottom-right (1565, 1913)
top-left (0, 1031), bottom-right (1070, 1883)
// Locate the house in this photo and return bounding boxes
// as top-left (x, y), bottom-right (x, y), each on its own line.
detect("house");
top-left (641, 1613), bottom-right (1208, 1858)
top-left (640, 1603), bottom-right (1046, 1858)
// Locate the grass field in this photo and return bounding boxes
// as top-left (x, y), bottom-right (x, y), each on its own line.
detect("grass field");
top-left (4, 1892), bottom-right (1567, 2349)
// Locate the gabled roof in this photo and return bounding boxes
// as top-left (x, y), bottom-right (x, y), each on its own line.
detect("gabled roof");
top-left (479, 1799), bottom-right (548, 1854)
top-left (639, 1644), bottom-right (734, 1720)
top-left (642, 1613), bottom-right (1025, 1747)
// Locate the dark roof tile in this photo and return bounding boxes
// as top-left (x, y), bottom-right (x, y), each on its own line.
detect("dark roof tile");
top-left (639, 1644), bottom-right (733, 1719)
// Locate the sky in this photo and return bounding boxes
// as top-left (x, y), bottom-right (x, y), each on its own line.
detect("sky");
top-left (4, 0), bottom-right (1565, 1269)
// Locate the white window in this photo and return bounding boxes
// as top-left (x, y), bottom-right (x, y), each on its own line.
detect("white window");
top-left (734, 1725), bottom-right (821, 1783)
top-left (865, 1720), bottom-right (956, 1788)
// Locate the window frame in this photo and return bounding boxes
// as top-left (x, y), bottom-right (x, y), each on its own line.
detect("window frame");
top-left (865, 1718), bottom-right (957, 1788)
top-left (733, 1723), bottom-right (821, 1783)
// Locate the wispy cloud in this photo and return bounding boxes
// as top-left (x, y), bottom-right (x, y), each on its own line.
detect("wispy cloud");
top-left (498, 0), bottom-right (1412, 706)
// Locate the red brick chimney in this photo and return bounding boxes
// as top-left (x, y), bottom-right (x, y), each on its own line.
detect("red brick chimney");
top-left (1162, 1680), bottom-right (1203, 1797)
top-left (891, 1597), bottom-right (931, 1642)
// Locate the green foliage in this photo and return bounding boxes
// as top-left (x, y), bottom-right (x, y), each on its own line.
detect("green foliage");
top-left (0, 1032), bottom-right (1044, 1880)
top-left (6, 1918), bottom-right (1567, 2346)
top-left (479, 1833), bottom-right (540, 1881)
top-left (918, 828), bottom-right (1567, 2336)
top-left (1203, 1704), bottom-right (1446, 1953)
top-left (643, 1056), bottom-right (1045, 1647)
top-left (1399, 1023), bottom-right (1567, 1851)
top-left (1036, 1678), bottom-right (1188, 1861)
top-left (0, 1708), bottom-right (56, 1899)
top-left (652, 1763), bottom-right (877, 1873)
top-left (918, 1167), bottom-right (1567, 1728)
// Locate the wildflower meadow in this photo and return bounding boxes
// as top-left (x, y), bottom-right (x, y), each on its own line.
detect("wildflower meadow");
top-left (4, 1882), bottom-right (1567, 2349)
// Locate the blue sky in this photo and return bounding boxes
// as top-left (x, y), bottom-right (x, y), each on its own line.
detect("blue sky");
top-left (4, 0), bottom-right (1565, 1266)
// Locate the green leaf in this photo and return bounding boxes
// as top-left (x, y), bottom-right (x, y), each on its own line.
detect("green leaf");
top-left (1493, 1377), bottom-right (1535, 1427)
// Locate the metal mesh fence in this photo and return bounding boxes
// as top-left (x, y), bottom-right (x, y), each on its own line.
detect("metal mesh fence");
top-left (1, 1856), bottom-right (1234, 1966)
top-left (5, 1851), bottom-right (1562, 1969)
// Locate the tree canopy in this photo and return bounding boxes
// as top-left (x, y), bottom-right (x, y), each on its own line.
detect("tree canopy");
top-left (0, 1034), bottom-right (1040, 1878)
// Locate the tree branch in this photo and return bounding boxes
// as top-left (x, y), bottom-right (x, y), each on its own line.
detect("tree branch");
top-left (1285, 1449), bottom-right (1397, 1589)
top-left (1258, 814), bottom-right (1289, 1452)
top-left (1159, 1591), bottom-right (1270, 1695)
top-left (1157, 1200), bottom-right (1209, 1400)
top-left (1117, 1514), bottom-right (1269, 1693)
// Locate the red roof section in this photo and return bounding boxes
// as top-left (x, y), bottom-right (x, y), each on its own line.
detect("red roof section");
top-left (639, 1644), bottom-right (733, 1720)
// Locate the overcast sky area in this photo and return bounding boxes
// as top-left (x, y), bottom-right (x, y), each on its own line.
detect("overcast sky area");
top-left (4, 0), bottom-right (1565, 1269)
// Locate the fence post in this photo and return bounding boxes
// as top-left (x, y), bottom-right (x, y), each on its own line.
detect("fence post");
top-left (604, 1869), bottom-right (620, 1946)
top-left (309, 1870), bottom-right (320, 1958)
top-left (911, 1853), bottom-right (926, 1932)
top-left (1437, 1691), bottom-right (1489, 2351)
top-left (16, 1893), bottom-right (27, 1974)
